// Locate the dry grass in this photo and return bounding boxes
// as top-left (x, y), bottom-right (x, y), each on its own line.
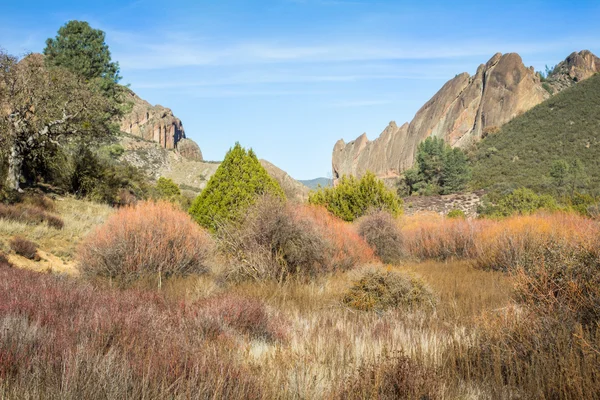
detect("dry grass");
top-left (2, 201), bottom-right (599, 399)
top-left (0, 197), bottom-right (113, 267)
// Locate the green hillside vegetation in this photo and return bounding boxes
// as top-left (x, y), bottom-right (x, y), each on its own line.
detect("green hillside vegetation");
top-left (471, 73), bottom-right (600, 196)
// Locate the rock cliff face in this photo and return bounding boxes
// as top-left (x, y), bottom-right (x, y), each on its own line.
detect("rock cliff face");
top-left (547, 50), bottom-right (600, 92)
top-left (120, 89), bottom-right (187, 150)
top-left (332, 50), bottom-right (600, 181)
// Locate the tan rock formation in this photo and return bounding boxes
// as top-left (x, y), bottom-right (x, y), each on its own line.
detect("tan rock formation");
top-left (259, 159), bottom-right (310, 202)
top-left (177, 138), bottom-right (203, 161)
top-left (120, 89), bottom-right (185, 150)
top-left (332, 50), bottom-right (600, 181)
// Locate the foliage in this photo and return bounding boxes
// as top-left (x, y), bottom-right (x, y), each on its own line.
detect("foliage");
top-left (479, 187), bottom-right (558, 217)
top-left (189, 143), bottom-right (284, 231)
top-left (342, 270), bottom-right (436, 312)
top-left (0, 50), bottom-right (117, 191)
top-left (309, 172), bottom-right (402, 222)
top-left (43, 20), bottom-right (121, 91)
top-left (471, 74), bottom-right (600, 195)
top-left (9, 236), bottom-right (38, 260)
top-left (446, 209), bottom-right (466, 219)
top-left (357, 211), bottom-right (404, 264)
top-left (218, 196), bottom-right (374, 282)
top-left (155, 177), bottom-right (181, 198)
top-left (70, 145), bottom-right (148, 206)
top-left (400, 137), bottom-right (471, 196)
top-left (78, 201), bottom-right (214, 285)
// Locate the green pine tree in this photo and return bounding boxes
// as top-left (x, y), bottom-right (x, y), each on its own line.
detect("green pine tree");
top-left (189, 143), bottom-right (284, 231)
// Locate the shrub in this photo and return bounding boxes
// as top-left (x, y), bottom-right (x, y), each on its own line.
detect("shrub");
top-left (342, 270), bottom-right (436, 312)
top-left (401, 213), bottom-right (481, 260)
top-left (309, 172), bottom-right (402, 222)
top-left (154, 177), bottom-right (181, 198)
top-left (219, 196), bottom-right (374, 282)
top-left (480, 188), bottom-right (558, 217)
top-left (10, 237), bottom-right (39, 260)
top-left (357, 211), bottom-right (403, 264)
top-left (447, 209), bottom-right (466, 219)
top-left (189, 143), bottom-right (284, 232)
top-left (0, 203), bottom-right (64, 229)
top-left (199, 294), bottom-right (287, 342)
top-left (512, 242), bottom-right (600, 326)
top-left (70, 145), bottom-right (149, 206)
top-left (78, 201), bottom-right (213, 285)
top-left (334, 352), bottom-right (441, 400)
top-left (0, 263), bottom-right (266, 399)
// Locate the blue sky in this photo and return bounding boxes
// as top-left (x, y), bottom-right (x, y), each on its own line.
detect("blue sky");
top-left (2, 0), bottom-right (600, 179)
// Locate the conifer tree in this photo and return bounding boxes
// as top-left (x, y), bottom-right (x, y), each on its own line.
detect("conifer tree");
top-left (189, 143), bottom-right (284, 231)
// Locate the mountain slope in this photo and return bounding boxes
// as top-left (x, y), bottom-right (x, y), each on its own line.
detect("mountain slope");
top-left (332, 50), bottom-right (600, 182)
top-left (299, 178), bottom-right (332, 189)
top-left (471, 73), bottom-right (600, 193)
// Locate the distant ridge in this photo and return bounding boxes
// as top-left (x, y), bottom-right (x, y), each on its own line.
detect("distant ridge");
top-left (299, 178), bottom-right (333, 190)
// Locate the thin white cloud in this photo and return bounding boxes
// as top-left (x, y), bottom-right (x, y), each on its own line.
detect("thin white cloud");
top-left (108, 28), bottom-right (592, 71)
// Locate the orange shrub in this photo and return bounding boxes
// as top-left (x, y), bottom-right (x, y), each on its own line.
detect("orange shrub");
top-left (78, 201), bottom-right (214, 284)
top-left (401, 211), bottom-right (600, 272)
top-left (299, 204), bottom-right (375, 270)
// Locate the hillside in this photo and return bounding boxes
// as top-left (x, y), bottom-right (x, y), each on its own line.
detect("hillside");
top-left (299, 177), bottom-right (332, 189)
top-left (471, 73), bottom-right (600, 193)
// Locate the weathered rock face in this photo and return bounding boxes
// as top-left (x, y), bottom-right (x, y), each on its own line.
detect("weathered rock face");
top-left (332, 50), bottom-right (599, 181)
top-left (120, 89), bottom-right (186, 150)
top-left (177, 138), bottom-right (203, 161)
top-left (547, 50), bottom-right (600, 92)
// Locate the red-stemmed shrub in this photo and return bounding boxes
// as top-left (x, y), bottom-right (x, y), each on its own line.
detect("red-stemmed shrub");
top-left (78, 201), bottom-right (214, 284)
top-left (199, 294), bottom-right (288, 342)
top-left (0, 203), bottom-right (64, 229)
top-left (0, 262), bottom-right (266, 398)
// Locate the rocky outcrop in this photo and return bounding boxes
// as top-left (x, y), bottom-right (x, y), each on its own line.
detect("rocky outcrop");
top-left (177, 138), bottom-right (203, 161)
top-left (403, 191), bottom-right (485, 218)
top-left (332, 50), bottom-right (600, 181)
top-left (120, 89), bottom-right (186, 150)
top-left (547, 50), bottom-right (600, 92)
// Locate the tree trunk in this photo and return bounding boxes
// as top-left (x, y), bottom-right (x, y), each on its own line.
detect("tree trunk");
top-left (6, 142), bottom-right (24, 192)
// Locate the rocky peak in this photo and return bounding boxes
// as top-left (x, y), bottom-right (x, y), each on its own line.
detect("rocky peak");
top-left (120, 88), bottom-right (186, 150)
top-left (333, 50), bottom-right (598, 182)
top-left (547, 50), bottom-right (600, 92)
